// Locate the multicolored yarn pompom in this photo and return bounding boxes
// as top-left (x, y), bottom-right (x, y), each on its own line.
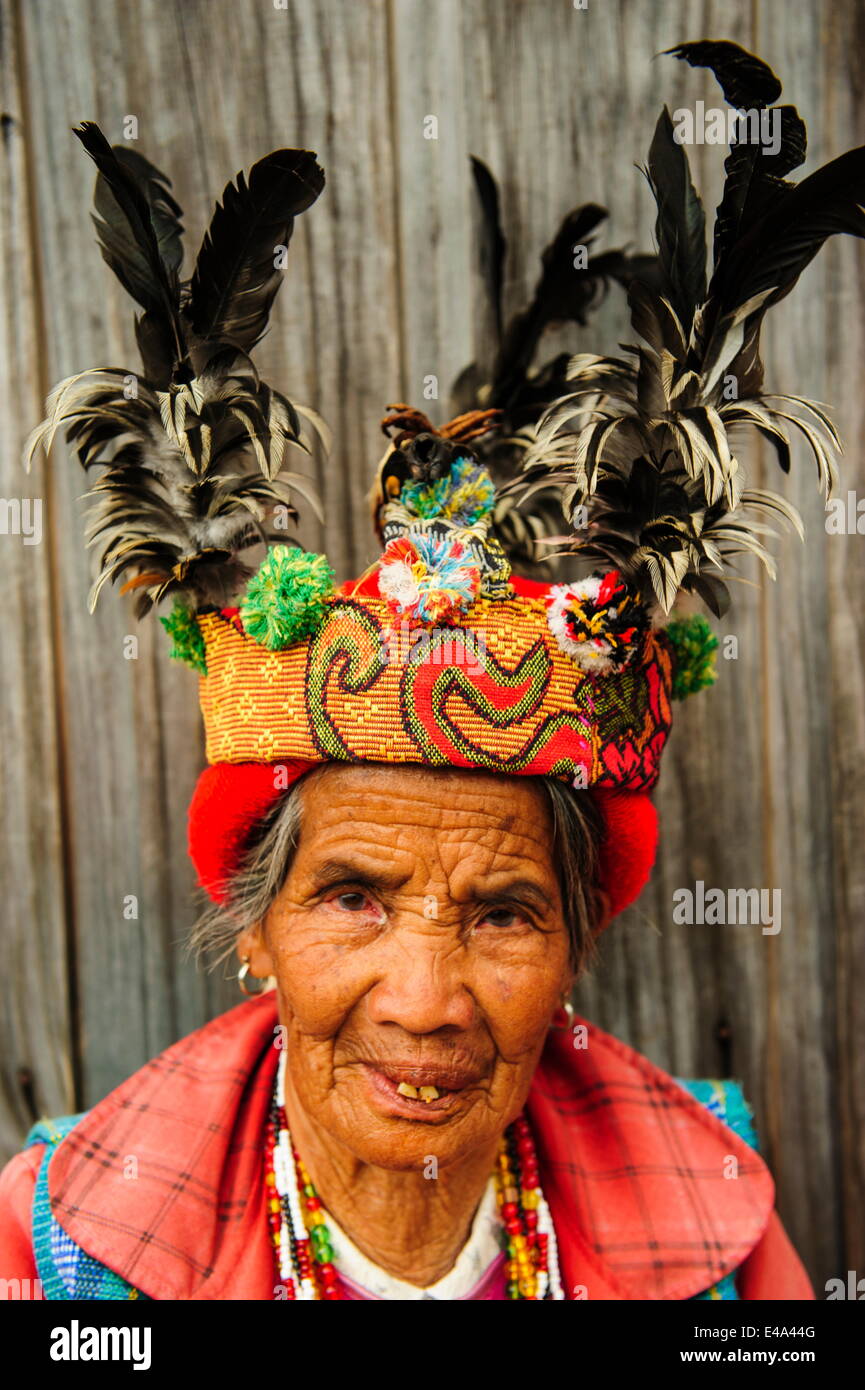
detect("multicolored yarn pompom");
top-left (240, 545), bottom-right (335, 651)
top-left (377, 532), bottom-right (481, 626)
top-left (666, 614), bottom-right (719, 700)
top-left (545, 570), bottom-right (648, 675)
top-left (400, 455), bottom-right (496, 527)
top-left (160, 599), bottom-right (207, 674)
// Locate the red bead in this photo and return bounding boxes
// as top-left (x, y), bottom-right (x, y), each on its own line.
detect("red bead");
top-left (306, 1195), bottom-right (322, 1211)
top-left (505, 1218), bottom-right (522, 1236)
top-left (525, 1209), bottom-right (538, 1229)
top-left (501, 1202), bottom-right (518, 1220)
top-left (517, 1137), bottom-right (534, 1158)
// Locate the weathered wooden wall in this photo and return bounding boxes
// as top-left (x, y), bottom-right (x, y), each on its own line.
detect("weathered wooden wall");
top-left (1, 0), bottom-right (862, 1291)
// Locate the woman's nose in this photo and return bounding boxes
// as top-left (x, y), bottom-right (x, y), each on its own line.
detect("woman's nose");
top-left (365, 939), bottom-right (475, 1034)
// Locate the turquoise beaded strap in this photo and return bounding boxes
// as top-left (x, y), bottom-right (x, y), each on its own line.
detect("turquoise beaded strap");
top-left (26, 1114), bottom-right (145, 1301)
top-left (676, 1078), bottom-right (760, 1301)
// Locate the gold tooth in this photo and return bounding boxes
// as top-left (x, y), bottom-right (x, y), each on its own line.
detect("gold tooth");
top-left (419, 1086), bottom-right (440, 1103)
top-left (397, 1082), bottom-right (418, 1099)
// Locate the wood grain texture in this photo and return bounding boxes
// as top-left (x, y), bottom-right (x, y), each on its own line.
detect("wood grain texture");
top-left (0, 0), bottom-right (75, 1153)
top-left (0, 0), bottom-right (861, 1289)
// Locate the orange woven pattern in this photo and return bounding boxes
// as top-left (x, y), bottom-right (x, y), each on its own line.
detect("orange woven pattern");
top-left (197, 596), bottom-right (672, 789)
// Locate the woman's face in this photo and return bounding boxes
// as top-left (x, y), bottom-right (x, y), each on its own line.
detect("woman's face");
top-left (241, 763), bottom-right (572, 1173)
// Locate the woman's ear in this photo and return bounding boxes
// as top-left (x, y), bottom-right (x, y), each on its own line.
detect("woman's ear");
top-left (236, 923), bottom-right (275, 980)
top-left (592, 884), bottom-right (612, 937)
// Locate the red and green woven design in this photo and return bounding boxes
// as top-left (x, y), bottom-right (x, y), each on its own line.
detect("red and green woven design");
top-left (196, 576), bottom-right (673, 790)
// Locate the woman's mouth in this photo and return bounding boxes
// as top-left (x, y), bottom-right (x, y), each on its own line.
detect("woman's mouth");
top-left (361, 1063), bottom-right (481, 1118)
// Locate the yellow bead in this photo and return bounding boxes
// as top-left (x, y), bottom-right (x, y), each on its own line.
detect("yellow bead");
top-left (522, 1190), bottom-right (539, 1209)
top-left (265, 1172), bottom-right (276, 1186)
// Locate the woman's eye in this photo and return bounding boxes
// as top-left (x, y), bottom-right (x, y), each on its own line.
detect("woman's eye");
top-left (483, 907), bottom-right (520, 928)
top-left (334, 891), bottom-right (370, 912)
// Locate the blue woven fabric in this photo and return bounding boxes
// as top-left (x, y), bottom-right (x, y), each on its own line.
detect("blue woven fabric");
top-left (677, 1078), bottom-right (759, 1151)
top-left (26, 1114), bottom-right (144, 1301)
top-left (676, 1078), bottom-right (760, 1300)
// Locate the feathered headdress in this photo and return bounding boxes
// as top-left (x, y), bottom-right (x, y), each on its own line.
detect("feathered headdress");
top-left (512, 40), bottom-right (865, 615)
top-left (25, 124), bottom-right (328, 627)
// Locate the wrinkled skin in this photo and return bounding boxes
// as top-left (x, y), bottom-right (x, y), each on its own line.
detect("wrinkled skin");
top-left (239, 762), bottom-right (572, 1287)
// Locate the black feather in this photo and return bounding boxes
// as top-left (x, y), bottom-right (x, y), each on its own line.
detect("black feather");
top-left (664, 40), bottom-right (782, 109)
top-left (680, 572), bottom-right (730, 618)
top-left (469, 156), bottom-right (507, 344)
top-left (100, 145), bottom-right (185, 273)
top-left (489, 204), bottom-right (610, 409)
top-left (645, 106), bottom-right (707, 328)
top-left (712, 144), bottom-right (865, 315)
top-left (74, 123), bottom-right (184, 364)
top-left (188, 148), bottom-right (324, 352)
top-left (713, 105), bottom-right (807, 268)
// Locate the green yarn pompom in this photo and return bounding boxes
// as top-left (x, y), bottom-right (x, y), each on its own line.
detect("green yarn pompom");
top-left (666, 614), bottom-right (719, 701)
top-left (160, 600), bottom-right (207, 674)
top-left (240, 545), bottom-right (335, 650)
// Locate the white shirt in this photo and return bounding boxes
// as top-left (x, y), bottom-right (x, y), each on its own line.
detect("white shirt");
top-left (324, 1177), bottom-right (504, 1300)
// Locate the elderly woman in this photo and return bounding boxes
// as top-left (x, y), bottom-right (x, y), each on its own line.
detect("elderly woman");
top-left (2, 36), bottom-right (856, 1300)
top-left (0, 756), bottom-right (812, 1300)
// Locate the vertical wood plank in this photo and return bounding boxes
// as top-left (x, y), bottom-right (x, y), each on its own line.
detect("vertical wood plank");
top-left (819, 0), bottom-right (865, 1280)
top-left (0, 0), bottom-right (74, 1151)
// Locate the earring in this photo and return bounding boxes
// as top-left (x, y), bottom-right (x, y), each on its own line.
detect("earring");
top-left (550, 997), bottom-right (575, 1030)
top-left (237, 958), bottom-right (268, 997)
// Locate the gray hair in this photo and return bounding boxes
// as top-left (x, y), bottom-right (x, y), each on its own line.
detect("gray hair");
top-left (190, 765), bottom-right (604, 974)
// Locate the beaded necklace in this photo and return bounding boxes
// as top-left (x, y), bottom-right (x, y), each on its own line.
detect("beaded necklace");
top-left (265, 1050), bottom-right (565, 1300)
